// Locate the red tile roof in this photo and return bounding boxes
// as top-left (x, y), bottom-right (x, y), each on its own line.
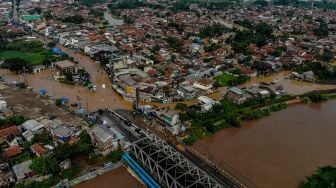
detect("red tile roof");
top-left (0, 126), bottom-right (20, 138)
top-left (3, 145), bottom-right (22, 158)
top-left (32, 143), bottom-right (48, 156)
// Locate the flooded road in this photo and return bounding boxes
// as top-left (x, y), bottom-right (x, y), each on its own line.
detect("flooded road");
top-left (193, 100), bottom-right (336, 188)
top-left (74, 167), bottom-right (142, 188)
top-left (0, 47), bottom-right (132, 112)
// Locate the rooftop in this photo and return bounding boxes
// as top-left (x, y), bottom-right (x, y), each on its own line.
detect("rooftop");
top-left (3, 145), bottom-right (22, 158)
top-left (54, 60), bottom-right (76, 69)
top-left (12, 160), bottom-right (33, 180)
top-left (0, 126), bottom-right (20, 137)
top-left (229, 87), bottom-right (245, 95)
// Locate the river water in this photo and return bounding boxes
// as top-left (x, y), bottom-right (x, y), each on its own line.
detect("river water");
top-left (193, 100), bottom-right (336, 188)
top-left (74, 167), bottom-right (142, 188)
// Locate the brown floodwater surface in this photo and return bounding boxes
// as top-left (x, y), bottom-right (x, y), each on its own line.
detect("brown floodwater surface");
top-left (0, 48), bottom-right (132, 112)
top-left (74, 167), bottom-right (143, 188)
top-left (242, 71), bottom-right (336, 95)
top-left (193, 100), bottom-right (336, 188)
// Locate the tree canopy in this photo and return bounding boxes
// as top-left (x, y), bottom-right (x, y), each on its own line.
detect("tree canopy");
top-left (1, 58), bottom-right (32, 72)
top-left (30, 156), bottom-right (59, 175)
top-left (301, 166), bottom-right (336, 188)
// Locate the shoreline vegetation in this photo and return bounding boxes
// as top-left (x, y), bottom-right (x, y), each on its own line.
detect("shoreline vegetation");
top-left (182, 91), bottom-right (336, 145)
top-left (301, 166), bottom-right (336, 188)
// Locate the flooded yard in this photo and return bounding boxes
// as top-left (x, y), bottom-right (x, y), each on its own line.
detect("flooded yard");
top-left (0, 47), bottom-right (132, 112)
top-left (193, 100), bottom-right (336, 188)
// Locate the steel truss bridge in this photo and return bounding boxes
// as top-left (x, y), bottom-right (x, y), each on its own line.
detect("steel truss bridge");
top-left (130, 135), bottom-right (225, 188)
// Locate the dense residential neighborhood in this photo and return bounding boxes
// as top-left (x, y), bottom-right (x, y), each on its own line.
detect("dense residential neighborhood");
top-left (1, 0), bottom-right (336, 187)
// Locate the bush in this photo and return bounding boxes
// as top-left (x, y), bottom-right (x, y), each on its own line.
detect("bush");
top-left (17, 83), bottom-right (27, 88)
top-left (60, 164), bottom-right (80, 179)
top-left (269, 103), bottom-right (287, 112)
top-left (175, 103), bottom-right (188, 111)
top-left (107, 150), bottom-right (123, 163)
top-left (308, 93), bottom-right (329, 103)
top-left (241, 108), bottom-right (271, 120)
top-left (183, 134), bottom-right (199, 145)
top-left (55, 98), bottom-right (62, 106)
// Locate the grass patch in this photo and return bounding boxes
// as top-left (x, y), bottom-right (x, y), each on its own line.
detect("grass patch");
top-left (0, 50), bottom-right (51, 65)
top-left (213, 73), bottom-right (236, 87)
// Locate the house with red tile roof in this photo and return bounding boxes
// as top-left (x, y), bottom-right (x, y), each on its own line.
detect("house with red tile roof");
top-left (3, 145), bottom-right (22, 158)
top-left (30, 143), bottom-right (48, 157)
top-left (0, 126), bottom-right (21, 145)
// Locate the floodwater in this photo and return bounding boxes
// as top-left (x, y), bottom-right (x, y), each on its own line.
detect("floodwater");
top-left (104, 11), bottom-right (124, 26)
top-left (0, 47), bottom-right (132, 112)
top-left (1, 44), bottom-right (335, 113)
top-left (193, 100), bottom-right (336, 188)
top-left (242, 71), bottom-right (336, 95)
top-left (74, 167), bottom-right (143, 188)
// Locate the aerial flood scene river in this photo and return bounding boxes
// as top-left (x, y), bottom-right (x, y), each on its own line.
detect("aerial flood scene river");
top-left (193, 100), bottom-right (336, 188)
top-left (75, 167), bottom-right (142, 188)
top-left (4, 0), bottom-right (336, 187)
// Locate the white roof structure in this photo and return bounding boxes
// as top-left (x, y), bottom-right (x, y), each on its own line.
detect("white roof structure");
top-left (259, 90), bottom-right (270, 95)
top-left (12, 160), bottom-right (33, 180)
top-left (197, 96), bottom-right (216, 105)
top-left (90, 125), bottom-right (114, 143)
top-left (21, 120), bottom-right (44, 133)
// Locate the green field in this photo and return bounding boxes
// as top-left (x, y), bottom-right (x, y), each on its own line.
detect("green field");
top-left (0, 50), bottom-right (50, 65)
top-left (213, 73), bottom-right (236, 86)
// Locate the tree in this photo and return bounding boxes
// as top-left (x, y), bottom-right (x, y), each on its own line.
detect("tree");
top-left (199, 23), bottom-right (226, 38)
top-left (1, 58), bottom-right (32, 72)
top-left (30, 156), bottom-right (59, 175)
top-left (253, 0), bottom-right (268, 6)
top-left (32, 131), bottom-right (53, 145)
top-left (301, 166), bottom-right (336, 188)
top-left (255, 22), bottom-right (273, 38)
top-left (6, 115), bottom-right (26, 125)
top-left (47, 41), bottom-right (56, 48)
top-left (54, 143), bottom-right (73, 161)
top-left (43, 10), bottom-right (52, 20)
top-left (165, 37), bottom-right (183, 50)
top-left (123, 16), bottom-right (135, 24)
top-left (314, 21), bottom-right (329, 37)
top-left (73, 132), bottom-right (94, 155)
top-left (63, 15), bottom-right (84, 24)
top-left (107, 150), bottom-right (123, 163)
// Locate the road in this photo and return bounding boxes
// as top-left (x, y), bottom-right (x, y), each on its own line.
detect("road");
top-left (95, 110), bottom-right (143, 143)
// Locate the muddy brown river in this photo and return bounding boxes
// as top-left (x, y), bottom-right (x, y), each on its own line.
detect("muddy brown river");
top-left (193, 100), bottom-right (336, 188)
top-left (74, 167), bottom-right (142, 188)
